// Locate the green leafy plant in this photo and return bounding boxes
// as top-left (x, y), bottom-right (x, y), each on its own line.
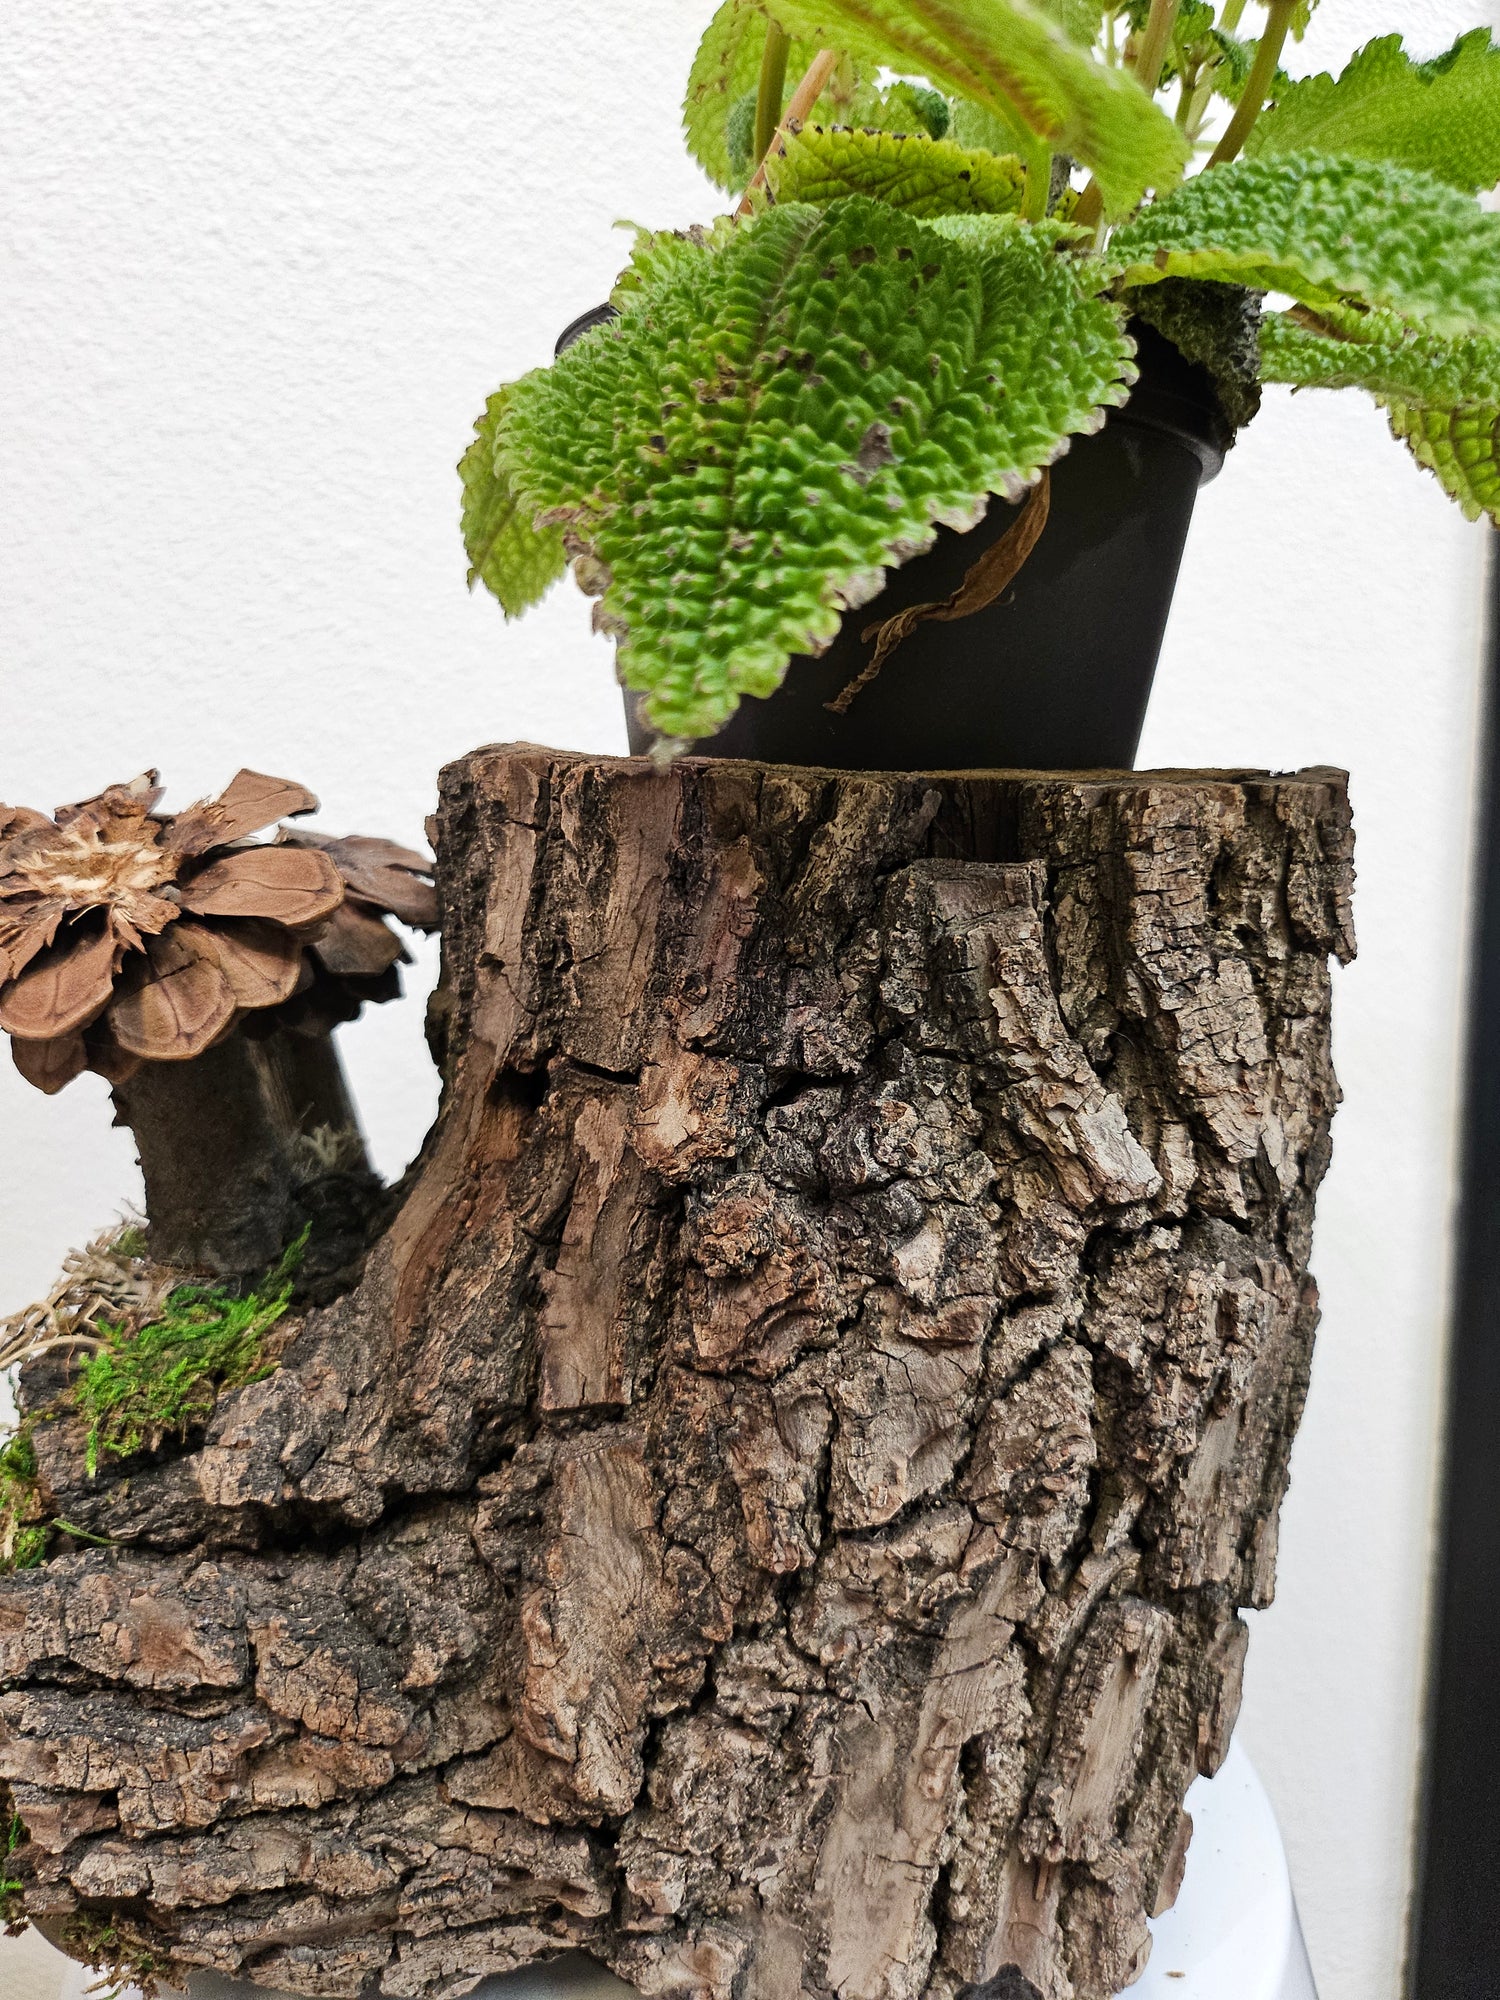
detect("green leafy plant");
top-left (463, 2), bottom-right (1500, 741)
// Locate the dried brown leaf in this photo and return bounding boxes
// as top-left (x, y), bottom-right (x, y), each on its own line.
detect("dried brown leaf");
top-left (54, 771), bottom-right (163, 832)
top-left (0, 899), bottom-right (66, 986)
top-left (81, 1021), bottom-right (144, 1087)
top-left (0, 925), bottom-right (119, 1040)
top-left (0, 805), bottom-right (53, 843)
top-left (11, 1031), bottom-right (88, 1096)
top-left (191, 917), bottom-right (304, 1010)
top-left (166, 769), bottom-right (320, 857)
top-left (312, 902), bottom-right (407, 978)
top-left (109, 927), bottom-right (237, 1061)
top-left (281, 831), bottom-right (438, 929)
top-left (177, 845), bottom-right (343, 928)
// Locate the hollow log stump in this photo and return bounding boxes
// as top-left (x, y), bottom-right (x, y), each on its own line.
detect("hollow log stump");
top-left (0, 746), bottom-right (1356, 2000)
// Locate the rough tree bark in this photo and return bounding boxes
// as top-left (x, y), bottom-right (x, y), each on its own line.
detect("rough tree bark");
top-left (0, 745), bottom-right (1355, 2000)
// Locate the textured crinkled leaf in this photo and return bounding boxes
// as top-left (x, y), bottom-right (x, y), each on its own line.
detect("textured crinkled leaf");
top-left (767, 0), bottom-right (1188, 213)
top-left (460, 390), bottom-right (567, 616)
top-left (499, 198), bottom-right (1133, 739)
top-left (950, 92), bottom-right (1042, 162)
top-left (1205, 28), bottom-right (1257, 99)
top-left (1040, 0), bottom-right (1101, 47)
top-left (1259, 309), bottom-right (1500, 409)
top-left (1248, 31), bottom-right (1500, 194)
top-left (1127, 278), bottom-right (1261, 432)
top-left (763, 123), bottom-right (1027, 216)
top-left (880, 80), bottom-right (952, 138)
top-left (1383, 397), bottom-right (1500, 523)
top-left (1107, 153), bottom-right (1500, 339)
top-left (685, 0), bottom-right (886, 189)
top-left (611, 219), bottom-right (739, 312)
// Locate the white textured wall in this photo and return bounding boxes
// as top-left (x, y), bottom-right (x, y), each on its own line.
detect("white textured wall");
top-left (0, 5), bottom-right (1491, 1995)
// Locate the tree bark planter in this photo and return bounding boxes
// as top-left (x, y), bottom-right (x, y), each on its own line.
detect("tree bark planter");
top-left (0, 745), bottom-right (1355, 2000)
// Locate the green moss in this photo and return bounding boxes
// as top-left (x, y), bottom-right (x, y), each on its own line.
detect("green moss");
top-left (75, 1229), bottom-right (307, 1479)
top-left (0, 1809), bottom-right (26, 1927)
top-left (0, 1229), bottom-right (308, 1572)
top-left (0, 1428), bottom-right (47, 1573)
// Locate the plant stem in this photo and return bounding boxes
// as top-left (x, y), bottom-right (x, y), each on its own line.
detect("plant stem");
top-left (1220, 0), bottom-right (1248, 30)
top-left (737, 47), bottom-right (838, 214)
top-left (1207, 0), bottom-right (1293, 165)
top-left (1074, 0), bottom-right (1178, 225)
top-left (1020, 136), bottom-right (1052, 221)
top-left (753, 23), bottom-right (792, 171)
top-left (1130, 0), bottom-right (1180, 93)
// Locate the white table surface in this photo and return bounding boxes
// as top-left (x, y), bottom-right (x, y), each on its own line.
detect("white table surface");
top-left (1, 1739), bottom-right (1316, 2000)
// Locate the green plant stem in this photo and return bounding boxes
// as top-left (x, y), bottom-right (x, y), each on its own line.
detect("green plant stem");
top-left (1220, 0), bottom-right (1247, 30)
top-left (1206, 0), bottom-right (1293, 165)
top-left (1130, 0), bottom-right (1180, 93)
top-left (1020, 135), bottom-right (1052, 221)
top-left (737, 47), bottom-right (838, 214)
top-left (753, 23), bottom-right (792, 171)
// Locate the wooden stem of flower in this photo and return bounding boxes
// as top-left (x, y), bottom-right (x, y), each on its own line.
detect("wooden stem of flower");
top-left (1130, 0), bottom-right (1180, 93)
top-left (737, 48), bottom-right (838, 214)
top-left (1207, 0), bottom-right (1293, 166)
top-left (752, 23), bottom-right (792, 171)
top-left (113, 1024), bottom-right (379, 1287)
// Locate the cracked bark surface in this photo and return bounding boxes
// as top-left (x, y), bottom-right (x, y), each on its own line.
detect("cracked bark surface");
top-left (0, 745), bottom-right (1356, 2000)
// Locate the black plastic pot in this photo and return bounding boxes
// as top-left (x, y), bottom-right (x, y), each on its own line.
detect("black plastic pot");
top-left (555, 309), bottom-right (1229, 773)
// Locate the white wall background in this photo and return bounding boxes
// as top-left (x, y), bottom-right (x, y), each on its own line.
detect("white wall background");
top-left (0, 4), bottom-right (1492, 1995)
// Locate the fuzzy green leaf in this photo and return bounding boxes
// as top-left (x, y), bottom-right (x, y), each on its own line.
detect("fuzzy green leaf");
top-left (460, 389), bottom-right (567, 617)
top-left (1259, 308), bottom-right (1500, 409)
top-left (1107, 153), bottom-right (1500, 340)
top-left (1383, 398), bottom-right (1500, 523)
top-left (764, 122), bottom-right (1027, 215)
top-left (499, 197), bottom-right (1133, 740)
top-left (1259, 308), bottom-right (1500, 523)
top-left (685, 1), bottom-right (914, 189)
top-left (949, 93), bottom-right (1041, 161)
top-left (766, 0), bottom-right (1188, 213)
top-left (1248, 31), bottom-right (1500, 194)
top-left (1036, 0), bottom-right (1102, 47)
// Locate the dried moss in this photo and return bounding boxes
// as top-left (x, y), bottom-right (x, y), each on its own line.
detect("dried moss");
top-left (59, 1910), bottom-right (172, 1999)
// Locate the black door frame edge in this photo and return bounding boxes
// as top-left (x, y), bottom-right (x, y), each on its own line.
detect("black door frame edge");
top-left (1409, 527), bottom-right (1500, 1998)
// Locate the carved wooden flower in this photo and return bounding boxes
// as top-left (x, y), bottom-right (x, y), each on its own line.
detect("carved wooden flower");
top-left (0, 770), bottom-right (435, 1093)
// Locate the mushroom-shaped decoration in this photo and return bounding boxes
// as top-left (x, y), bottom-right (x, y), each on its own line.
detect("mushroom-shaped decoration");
top-left (0, 770), bottom-right (437, 1087)
top-left (0, 770), bottom-right (438, 1280)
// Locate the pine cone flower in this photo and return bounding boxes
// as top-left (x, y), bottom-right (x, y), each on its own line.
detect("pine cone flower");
top-left (272, 829), bottom-right (440, 1032)
top-left (0, 770), bottom-right (436, 1093)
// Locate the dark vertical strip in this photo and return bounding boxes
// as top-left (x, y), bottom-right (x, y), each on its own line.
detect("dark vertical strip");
top-left (1410, 532), bottom-right (1500, 1998)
